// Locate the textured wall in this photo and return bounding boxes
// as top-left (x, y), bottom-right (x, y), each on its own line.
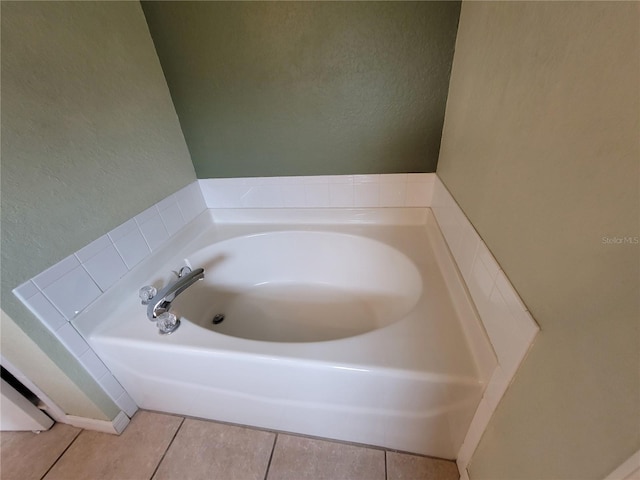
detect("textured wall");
top-left (142, 1), bottom-right (460, 178)
top-left (1, 311), bottom-right (109, 421)
top-left (437, 2), bottom-right (639, 479)
top-left (1, 1), bottom-right (196, 417)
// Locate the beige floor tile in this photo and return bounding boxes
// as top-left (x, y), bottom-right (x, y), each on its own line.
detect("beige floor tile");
top-left (44, 411), bottom-right (182, 480)
top-left (267, 434), bottom-right (385, 480)
top-left (386, 451), bottom-right (459, 480)
top-left (0, 422), bottom-right (80, 480)
top-left (153, 418), bottom-right (275, 480)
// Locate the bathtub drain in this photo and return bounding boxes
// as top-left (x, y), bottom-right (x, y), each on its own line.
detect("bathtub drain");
top-left (212, 314), bottom-right (225, 325)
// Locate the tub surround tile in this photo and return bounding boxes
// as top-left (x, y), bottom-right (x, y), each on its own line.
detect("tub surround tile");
top-left (431, 175), bottom-right (539, 478)
top-left (304, 183), bottom-right (330, 207)
top-left (0, 423), bottom-right (81, 480)
top-left (199, 173), bottom-right (435, 209)
top-left (43, 411), bottom-right (182, 480)
top-left (242, 185), bottom-right (284, 208)
top-left (11, 181), bottom-right (205, 431)
top-left (380, 173), bottom-right (408, 183)
top-left (354, 182), bottom-right (380, 207)
top-left (21, 292), bottom-right (67, 332)
top-left (481, 365), bottom-right (510, 412)
top-left (154, 419), bottom-right (275, 480)
top-left (138, 214), bottom-right (170, 252)
top-left (454, 223), bottom-right (481, 282)
top-left (200, 181), bottom-right (246, 208)
top-left (158, 203), bottom-right (186, 237)
top-left (135, 204), bottom-right (160, 225)
top-left (54, 323), bottom-right (90, 357)
top-left (405, 181), bottom-right (432, 207)
top-left (98, 373), bottom-right (126, 401)
top-left (495, 270), bottom-right (529, 319)
top-left (115, 391), bottom-right (139, 418)
top-left (466, 257), bottom-right (496, 321)
top-left (268, 434), bottom-right (385, 480)
top-left (326, 174), bottom-right (354, 184)
top-left (42, 266), bottom-right (101, 320)
top-left (32, 255), bottom-right (80, 290)
top-left (78, 349), bottom-right (109, 380)
top-left (379, 182), bottom-right (406, 207)
top-left (113, 227), bottom-right (150, 269)
top-left (456, 398), bottom-right (494, 470)
top-left (107, 218), bottom-right (138, 243)
top-left (386, 451), bottom-right (459, 480)
top-left (175, 182), bottom-right (207, 223)
top-left (475, 242), bottom-right (500, 281)
top-left (486, 285), bottom-right (532, 377)
top-left (281, 184), bottom-right (307, 207)
top-left (82, 245), bottom-right (128, 292)
top-left (155, 192), bottom-right (178, 213)
top-left (329, 183), bottom-right (355, 207)
top-left (13, 280), bottom-right (39, 302)
top-left (75, 235), bottom-right (112, 263)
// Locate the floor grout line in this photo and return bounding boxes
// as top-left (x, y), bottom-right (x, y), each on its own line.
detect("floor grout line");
top-left (263, 433), bottom-right (278, 480)
top-left (144, 408), bottom-right (448, 461)
top-left (38, 426), bottom-right (84, 480)
top-left (148, 416), bottom-right (186, 480)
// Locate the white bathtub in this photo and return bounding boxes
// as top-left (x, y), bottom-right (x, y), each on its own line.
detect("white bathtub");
top-left (76, 208), bottom-right (495, 459)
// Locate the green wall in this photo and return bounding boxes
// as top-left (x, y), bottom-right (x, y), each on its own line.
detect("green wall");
top-left (1, 1), bottom-right (196, 418)
top-left (437, 2), bottom-right (639, 478)
top-left (142, 1), bottom-right (460, 178)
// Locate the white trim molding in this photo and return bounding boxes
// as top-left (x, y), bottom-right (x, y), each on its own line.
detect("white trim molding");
top-left (64, 411), bottom-right (129, 435)
top-left (1, 354), bottom-right (130, 435)
top-left (430, 175), bottom-right (540, 478)
top-left (604, 451), bottom-right (640, 480)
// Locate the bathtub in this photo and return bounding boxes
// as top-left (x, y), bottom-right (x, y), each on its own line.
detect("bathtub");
top-left (76, 208), bottom-right (495, 459)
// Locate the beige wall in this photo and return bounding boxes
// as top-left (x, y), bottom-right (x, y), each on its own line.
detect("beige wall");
top-left (1, 1), bottom-right (196, 417)
top-left (437, 2), bottom-right (639, 479)
top-left (1, 310), bottom-right (109, 421)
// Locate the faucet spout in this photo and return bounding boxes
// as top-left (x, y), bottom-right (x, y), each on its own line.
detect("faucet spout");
top-left (147, 268), bottom-right (204, 321)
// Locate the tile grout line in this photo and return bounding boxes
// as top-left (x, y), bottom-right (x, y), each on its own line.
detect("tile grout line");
top-left (384, 450), bottom-right (388, 480)
top-left (263, 433), bottom-right (279, 480)
top-left (39, 426), bottom-right (84, 480)
top-left (148, 416), bottom-right (186, 480)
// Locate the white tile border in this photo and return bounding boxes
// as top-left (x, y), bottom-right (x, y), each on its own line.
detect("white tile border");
top-left (199, 173), bottom-right (435, 209)
top-left (65, 411), bottom-right (130, 435)
top-left (604, 450), bottom-right (640, 480)
top-left (431, 175), bottom-right (540, 479)
top-left (11, 180), bottom-right (206, 429)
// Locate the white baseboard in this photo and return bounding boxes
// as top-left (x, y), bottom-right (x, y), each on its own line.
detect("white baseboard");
top-left (63, 410), bottom-right (129, 434)
top-left (459, 467), bottom-right (470, 480)
top-left (604, 451), bottom-right (640, 480)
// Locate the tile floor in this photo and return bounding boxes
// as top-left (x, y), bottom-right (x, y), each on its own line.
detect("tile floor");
top-left (0, 411), bottom-right (459, 480)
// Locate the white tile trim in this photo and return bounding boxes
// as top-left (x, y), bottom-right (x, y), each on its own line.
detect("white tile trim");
top-left (199, 173), bottom-right (435, 209)
top-left (604, 450), bottom-right (640, 480)
top-left (64, 411), bottom-right (130, 435)
top-left (10, 180), bottom-right (204, 433)
top-left (431, 174), bottom-right (540, 479)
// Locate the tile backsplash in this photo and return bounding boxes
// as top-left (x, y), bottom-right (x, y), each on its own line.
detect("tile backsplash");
top-left (430, 176), bottom-right (539, 476)
top-left (13, 180), bottom-right (207, 419)
top-left (199, 173), bottom-right (435, 209)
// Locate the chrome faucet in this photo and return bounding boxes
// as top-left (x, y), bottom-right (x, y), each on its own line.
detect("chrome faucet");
top-left (145, 267), bottom-right (205, 322)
